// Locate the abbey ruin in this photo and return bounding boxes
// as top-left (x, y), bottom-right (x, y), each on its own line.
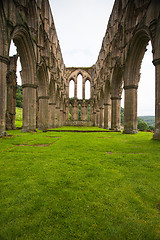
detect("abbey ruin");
top-left (0, 0), bottom-right (160, 139)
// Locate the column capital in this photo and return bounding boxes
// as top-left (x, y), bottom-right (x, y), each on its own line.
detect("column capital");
top-left (153, 58), bottom-right (160, 66)
top-left (124, 85), bottom-right (138, 90)
top-left (0, 56), bottom-right (9, 64)
top-left (22, 83), bottom-right (38, 89)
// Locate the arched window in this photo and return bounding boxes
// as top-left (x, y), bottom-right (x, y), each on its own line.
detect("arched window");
top-left (85, 80), bottom-right (91, 99)
top-left (77, 74), bottom-right (83, 99)
top-left (69, 80), bottom-right (74, 98)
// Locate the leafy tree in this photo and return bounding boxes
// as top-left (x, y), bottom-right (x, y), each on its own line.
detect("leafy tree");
top-left (16, 85), bottom-right (23, 108)
top-left (137, 117), bottom-right (149, 130)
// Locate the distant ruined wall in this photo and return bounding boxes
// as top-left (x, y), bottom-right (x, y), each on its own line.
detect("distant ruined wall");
top-left (0, 0), bottom-right (160, 139)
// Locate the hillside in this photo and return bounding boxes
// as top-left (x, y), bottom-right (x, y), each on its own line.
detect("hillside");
top-left (139, 116), bottom-right (155, 127)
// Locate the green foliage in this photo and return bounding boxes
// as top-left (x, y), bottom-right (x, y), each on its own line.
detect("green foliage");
top-left (15, 107), bottom-right (23, 127)
top-left (0, 128), bottom-right (160, 239)
top-left (137, 117), bottom-right (149, 131)
top-left (139, 116), bottom-right (155, 128)
top-left (121, 107), bottom-right (124, 125)
top-left (16, 85), bottom-right (23, 108)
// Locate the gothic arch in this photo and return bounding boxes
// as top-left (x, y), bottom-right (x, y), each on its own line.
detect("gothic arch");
top-left (10, 26), bottom-right (37, 132)
top-left (123, 28), bottom-right (153, 134)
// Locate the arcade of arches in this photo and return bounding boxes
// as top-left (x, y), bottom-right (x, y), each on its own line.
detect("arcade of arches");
top-left (1, 0), bottom-right (160, 139)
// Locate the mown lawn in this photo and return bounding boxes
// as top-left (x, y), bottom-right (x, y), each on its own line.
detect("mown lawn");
top-left (0, 128), bottom-right (160, 240)
top-left (15, 107), bottom-right (23, 128)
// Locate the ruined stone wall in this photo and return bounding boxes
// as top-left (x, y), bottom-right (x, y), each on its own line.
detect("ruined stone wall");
top-left (0, 0), bottom-right (66, 134)
top-left (93, 0), bottom-right (160, 138)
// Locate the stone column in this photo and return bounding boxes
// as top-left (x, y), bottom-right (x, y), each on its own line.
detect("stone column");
top-left (60, 109), bottom-right (64, 126)
top-left (55, 106), bottom-right (60, 127)
top-left (22, 84), bottom-right (37, 132)
top-left (0, 56), bottom-right (8, 136)
top-left (74, 82), bottom-right (77, 99)
top-left (66, 105), bottom-right (69, 120)
top-left (48, 102), bottom-right (56, 129)
top-left (96, 109), bottom-right (100, 127)
top-left (123, 85), bottom-right (138, 134)
top-left (83, 83), bottom-right (85, 99)
top-left (81, 104), bottom-right (85, 121)
top-left (72, 104), bottom-right (78, 121)
top-left (153, 59), bottom-right (160, 139)
top-left (100, 107), bottom-right (104, 128)
top-left (104, 103), bottom-right (111, 129)
top-left (111, 97), bottom-right (121, 131)
top-left (6, 55), bottom-right (17, 130)
top-left (93, 111), bottom-right (96, 126)
top-left (38, 96), bottom-right (49, 130)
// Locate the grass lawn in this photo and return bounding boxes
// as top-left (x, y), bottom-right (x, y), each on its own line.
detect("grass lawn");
top-left (0, 128), bottom-right (160, 239)
top-left (15, 107), bottom-right (23, 128)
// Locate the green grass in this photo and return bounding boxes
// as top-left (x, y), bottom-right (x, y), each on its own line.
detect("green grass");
top-left (15, 107), bottom-right (23, 128)
top-left (50, 126), bottom-right (109, 131)
top-left (0, 128), bottom-right (160, 239)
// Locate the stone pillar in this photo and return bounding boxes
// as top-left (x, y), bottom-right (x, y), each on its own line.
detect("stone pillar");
top-left (123, 85), bottom-right (138, 134)
top-left (6, 55), bottom-right (17, 130)
top-left (60, 109), bottom-right (64, 126)
top-left (38, 96), bottom-right (49, 130)
top-left (0, 56), bottom-right (8, 136)
top-left (104, 103), bottom-right (111, 129)
top-left (22, 84), bottom-right (37, 132)
top-left (66, 105), bottom-right (69, 121)
top-left (81, 104), bottom-right (85, 121)
top-left (55, 106), bottom-right (60, 127)
top-left (93, 111), bottom-right (96, 126)
top-left (48, 102), bottom-right (56, 129)
top-left (74, 82), bottom-right (77, 99)
top-left (153, 59), bottom-right (160, 139)
top-left (72, 104), bottom-right (78, 121)
top-left (96, 109), bottom-right (100, 127)
top-left (83, 83), bottom-right (85, 99)
top-left (111, 97), bottom-right (121, 131)
top-left (100, 107), bottom-right (104, 128)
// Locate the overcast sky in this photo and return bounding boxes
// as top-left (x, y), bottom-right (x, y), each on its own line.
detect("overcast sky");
top-left (10, 0), bottom-right (155, 116)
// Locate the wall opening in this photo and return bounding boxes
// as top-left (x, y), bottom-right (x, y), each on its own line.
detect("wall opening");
top-left (69, 80), bottom-right (75, 98)
top-left (85, 80), bottom-right (91, 99)
top-left (138, 40), bottom-right (155, 129)
top-left (8, 40), bottom-right (23, 128)
top-left (77, 74), bottom-right (83, 99)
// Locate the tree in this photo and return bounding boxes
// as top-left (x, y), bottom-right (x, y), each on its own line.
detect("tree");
top-left (16, 85), bottom-right (23, 108)
top-left (137, 117), bottom-right (149, 131)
